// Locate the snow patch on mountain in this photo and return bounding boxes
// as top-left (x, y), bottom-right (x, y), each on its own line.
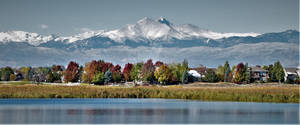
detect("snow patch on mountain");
top-left (55, 30), bottom-right (104, 43)
top-left (100, 17), bottom-right (261, 42)
top-left (0, 31), bottom-right (55, 46)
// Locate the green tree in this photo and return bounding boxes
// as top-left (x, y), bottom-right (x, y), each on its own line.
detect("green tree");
top-left (1, 67), bottom-right (14, 81)
top-left (113, 72), bottom-right (121, 83)
top-left (244, 63), bottom-right (250, 83)
top-left (224, 61), bottom-right (231, 82)
top-left (273, 61), bottom-right (284, 83)
top-left (216, 65), bottom-right (224, 82)
top-left (154, 65), bottom-right (171, 85)
top-left (104, 70), bottom-right (112, 83)
top-left (92, 72), bottom-right (105, 84)
top-left (204, 69), bottom-right (218, 82)
top-left (10, 74), bottom-right (16, 81)
top-left (169, 63), bottom-right (181, 83)
top-left (181, 70), bottom-right (189, 84)
top-left (180, 60), bottom-right (189, 83)
top-left (130, 62), bottom-right (143, 82)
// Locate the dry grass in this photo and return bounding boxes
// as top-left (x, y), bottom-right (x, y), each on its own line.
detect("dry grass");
top-left (0, 83), bottom-right (298, 103)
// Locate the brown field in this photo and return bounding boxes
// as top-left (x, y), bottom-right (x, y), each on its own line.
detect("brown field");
top-left (0, 82), bottom-right (299, 103)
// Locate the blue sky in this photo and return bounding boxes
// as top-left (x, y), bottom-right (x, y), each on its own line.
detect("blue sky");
top-left (0, 0), bottom-right (298, 36)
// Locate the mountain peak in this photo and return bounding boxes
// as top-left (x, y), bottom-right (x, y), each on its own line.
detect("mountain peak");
top-left (157, 17), bottom-right (171, 26)
top-left (137, 17), bottom-right (154, 23)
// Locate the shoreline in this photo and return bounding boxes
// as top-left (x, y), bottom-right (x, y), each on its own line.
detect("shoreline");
top-left (0, 82), bottom-right (298, 103)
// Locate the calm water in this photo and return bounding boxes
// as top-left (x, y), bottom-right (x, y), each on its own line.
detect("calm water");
top-left (0, 99), bottom-right (298, 124)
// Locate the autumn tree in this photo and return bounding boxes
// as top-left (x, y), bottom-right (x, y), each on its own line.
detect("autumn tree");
top-left (233, 63), bottom-right (244, 84)
top-left (122, 63), bottom-right (133, 81)
top-left (141, 59), bottom-right (155, 83)
top-left (154, 65), bottom-right (171, 85)
top-left (112, 64), bottom-right (122, 83)
top-left (233, 63), bottom-right (250, 84)
top-left (154, 61), bottom-right (164, 67)
top-left (81, 60), bottom-right (104, 83)
top-left (101, 62), bottom-right (114, 73)
top-left (64, 61), bottom-right (80, 83)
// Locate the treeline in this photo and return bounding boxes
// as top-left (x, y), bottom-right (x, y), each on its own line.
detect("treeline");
top-left (0, 59), bottom-right (298, 84)
top-left (0, 59), bottom-right (190, 85)
top-left (203, 61), bottom-right (293, 84)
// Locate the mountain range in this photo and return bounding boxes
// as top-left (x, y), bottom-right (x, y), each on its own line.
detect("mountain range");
top-left (0, 17), bottom-right (299, 67)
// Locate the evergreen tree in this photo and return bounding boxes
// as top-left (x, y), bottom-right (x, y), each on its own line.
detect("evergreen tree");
top-left (180, 60), bottom-right (189, 83)
top-left (224, 61), bottom-right (231, 82)
top-left (204, 69), bottom-right (218, 83)
top-left (104, 70), bottom-right (112, 84)
top-left (181, 70), bottom-right (189, 84)
top-left (273, 61), bottom-right (284, 83)
top-left (244, 63), bottom-right (250, 83)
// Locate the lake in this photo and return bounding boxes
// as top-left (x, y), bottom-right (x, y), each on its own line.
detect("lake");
top-left (0, 98), bottom-right (298, 124)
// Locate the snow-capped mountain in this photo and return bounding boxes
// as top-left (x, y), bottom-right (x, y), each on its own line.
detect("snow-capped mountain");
top-left (0, 31), bottom-right (56, 46)
top-left (0, 17), bottom-right (299, 67)
top-left (0, 17), bottom-right (262, 47)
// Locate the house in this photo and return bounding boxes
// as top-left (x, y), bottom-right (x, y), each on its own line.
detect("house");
top-left (190, 66), bottom-right (217, 80)
top-left (15, 72), bottom-right (24, 81)
top-left (250, 66), bottom-right (268, 82)
top-left (283, 68), bottom-right (299, 81)
top-left (188, 70), bottom-right (201, 78)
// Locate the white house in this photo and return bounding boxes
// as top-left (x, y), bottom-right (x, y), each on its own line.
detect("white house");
top-left (188, 70), bottom-right (201, 78)
top-left (283, 68), bottom-right (299, 81)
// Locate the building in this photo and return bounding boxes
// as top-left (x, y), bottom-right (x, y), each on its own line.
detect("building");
top-left (283, 68), bottom-right (299, 81)
top-left (250, 66), bottom-right (268, 82)
top-left (188, 70), bottom-right (201, 78)
top-left (190, 66), bottom-right (217, 79)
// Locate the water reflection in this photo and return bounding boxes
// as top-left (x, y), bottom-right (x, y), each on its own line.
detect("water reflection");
top-left (0, 99), bottom-right (298, 124)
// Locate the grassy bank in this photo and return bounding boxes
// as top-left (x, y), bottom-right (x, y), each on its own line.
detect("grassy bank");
top-left (0, 84), bottom-right (298, 103)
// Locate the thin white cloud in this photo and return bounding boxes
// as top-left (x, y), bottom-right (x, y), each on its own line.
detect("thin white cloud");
top-left (40, 24), bottom-right (49, 29)
top-left (80, 27), bottom-right (92, 32)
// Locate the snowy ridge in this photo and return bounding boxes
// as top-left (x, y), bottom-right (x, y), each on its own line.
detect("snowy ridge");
top-left (100, 17), bottom-right (260, 42)
top-left (0, 17), bottom-right (261, 46)
top-left (55, 30), bottom-right (105, 43)
top-left (0, 31), bottom-right (55, 46)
